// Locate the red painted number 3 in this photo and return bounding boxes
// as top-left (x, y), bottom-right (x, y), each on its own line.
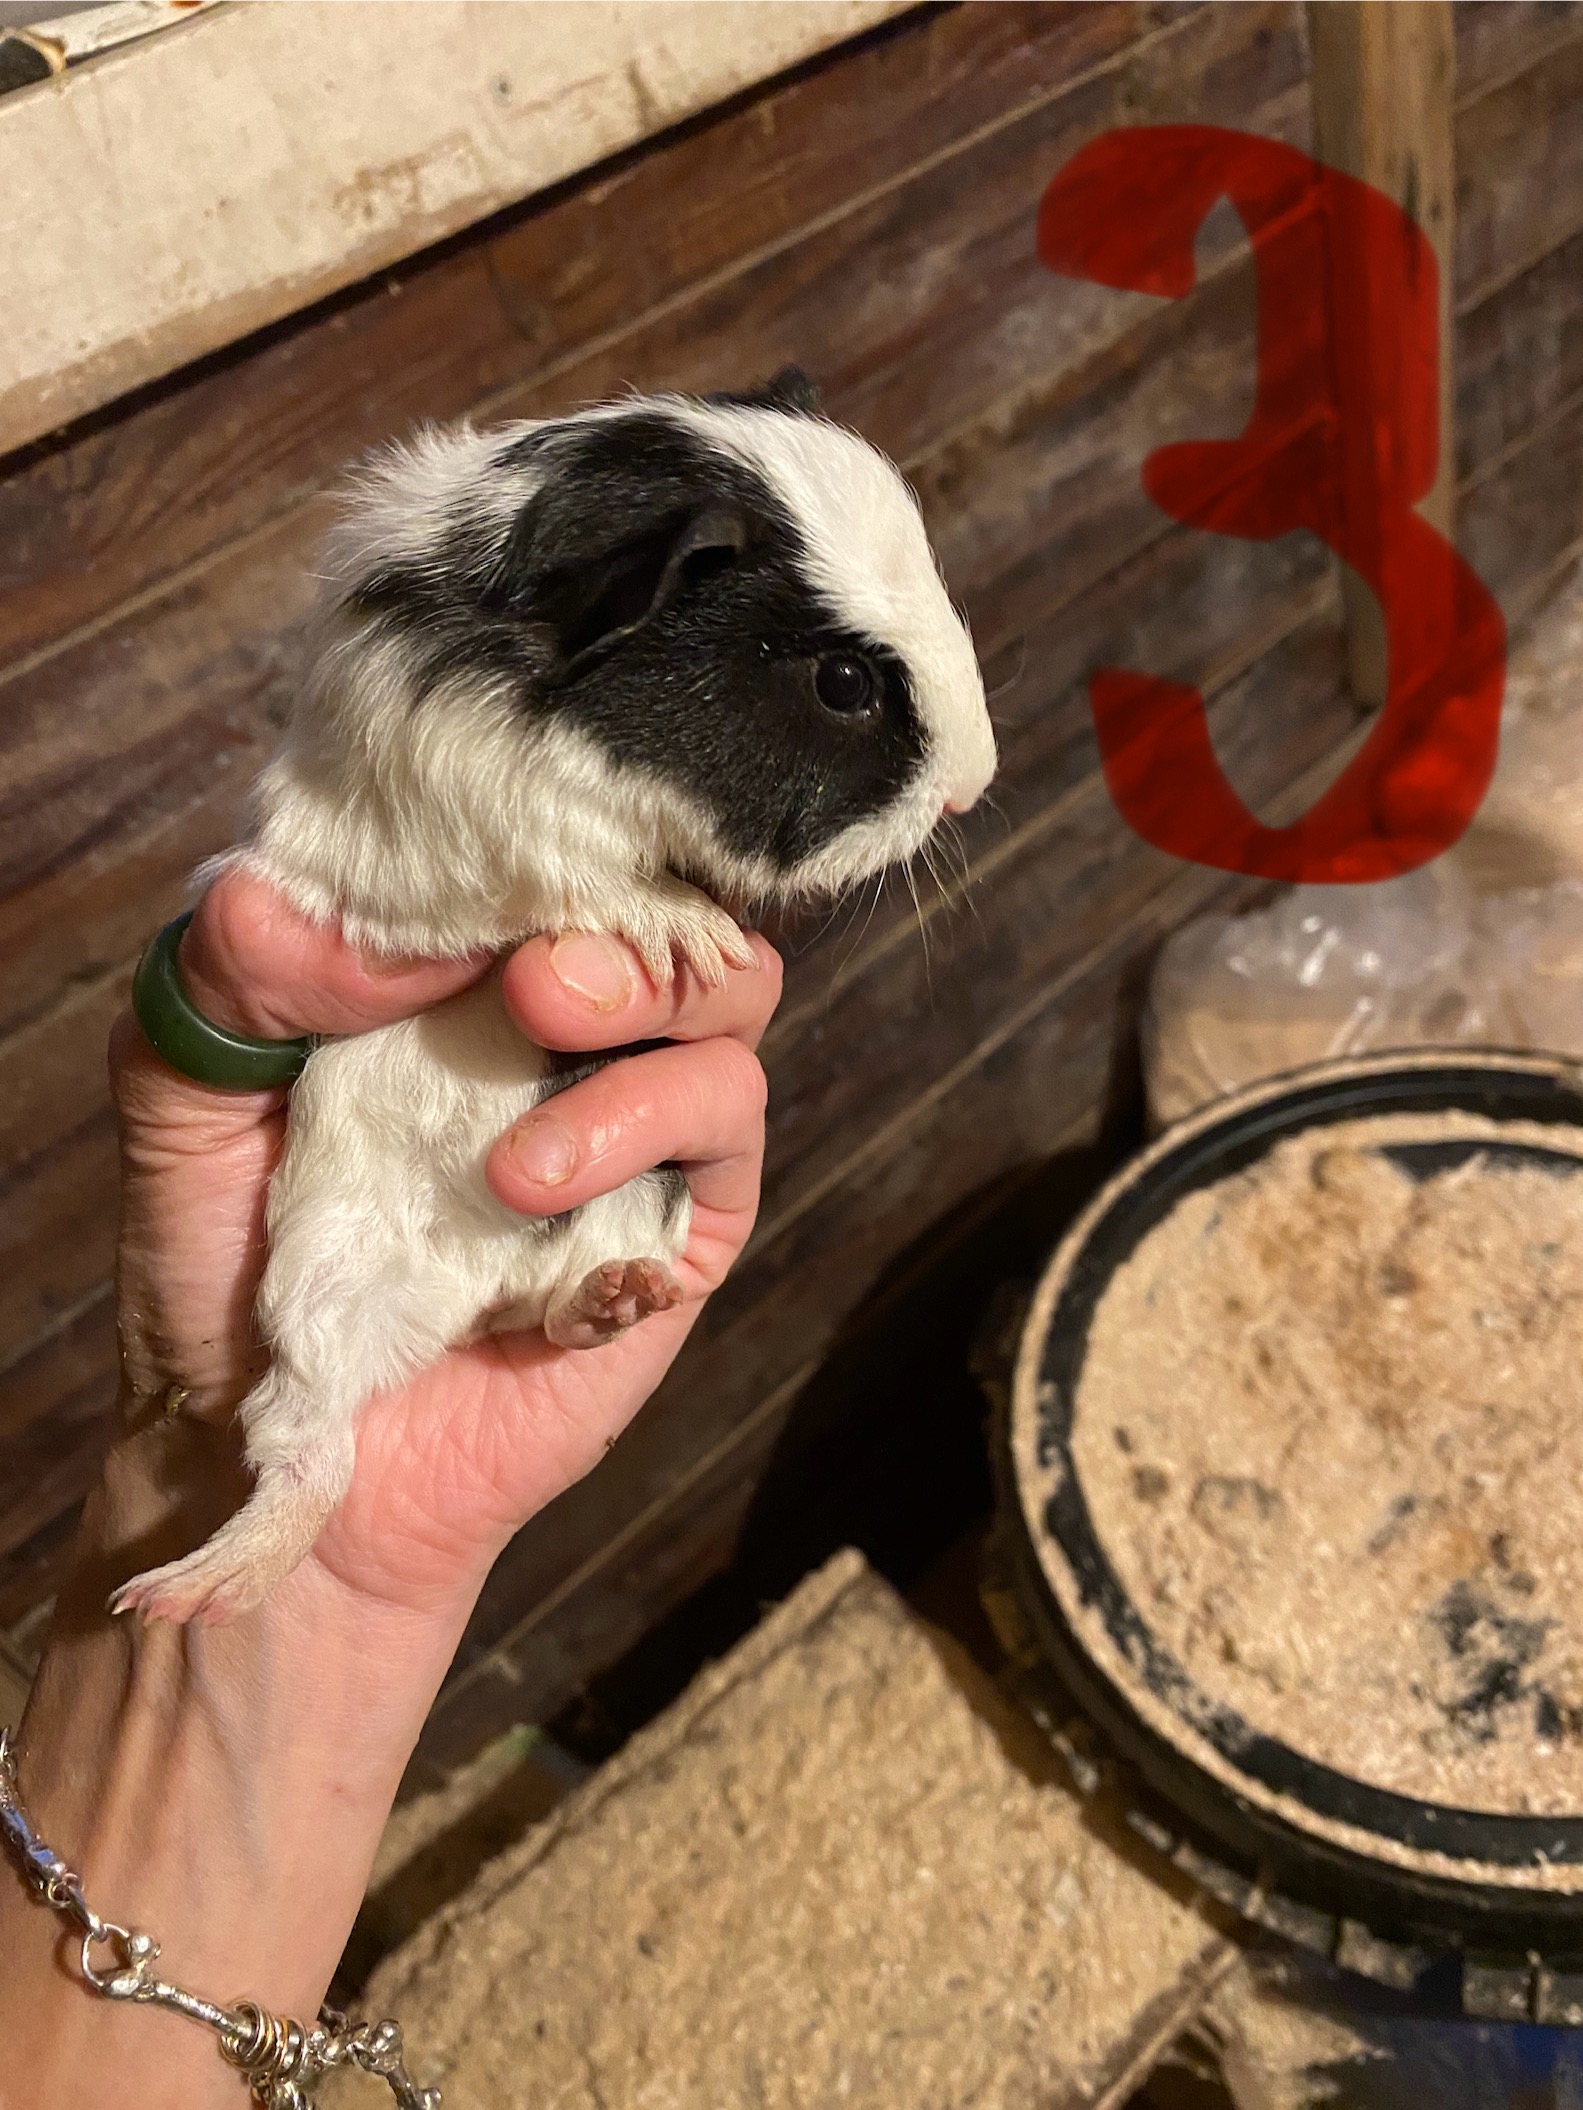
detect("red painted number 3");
top-left (1038, 125), bottom-right (1507, 882)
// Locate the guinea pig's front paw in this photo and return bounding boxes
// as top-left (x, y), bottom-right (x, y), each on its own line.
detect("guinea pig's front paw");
top-left (544, 1258), bottom-right (685, 1349)
top-left (617, 875), bottom-right (756, 989)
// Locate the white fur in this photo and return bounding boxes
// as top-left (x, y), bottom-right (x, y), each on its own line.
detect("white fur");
top-left (113, 397), bottom-right (996, 1624)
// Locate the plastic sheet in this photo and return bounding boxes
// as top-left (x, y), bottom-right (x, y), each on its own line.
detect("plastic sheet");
top-left (1145, 565), bottom-right (1583, 1129)
top-left (1148, 868), bottom-right (1540, 1128)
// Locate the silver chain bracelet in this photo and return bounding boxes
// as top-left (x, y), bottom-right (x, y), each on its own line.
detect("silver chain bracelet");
top-left (0, 1727), bottom-right (440, 2108)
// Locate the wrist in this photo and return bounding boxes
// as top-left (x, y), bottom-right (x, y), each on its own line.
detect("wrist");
top-left (0, 1420), bottom-right (480, 2108)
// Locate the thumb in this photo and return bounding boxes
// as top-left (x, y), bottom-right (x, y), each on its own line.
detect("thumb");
top-left (115, 866), bottom-right (491, 1132)
top-left (176, 864), bottom-right (488, 1041)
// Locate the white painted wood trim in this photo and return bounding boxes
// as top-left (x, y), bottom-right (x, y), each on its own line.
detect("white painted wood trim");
top-left (0, 0), bottom-right (914, 455)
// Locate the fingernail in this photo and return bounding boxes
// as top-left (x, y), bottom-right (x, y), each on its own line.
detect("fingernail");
top-left (550, 933), bottom-right (635, 1012)
top-left (509, 1114), bottom-right (578, 1186)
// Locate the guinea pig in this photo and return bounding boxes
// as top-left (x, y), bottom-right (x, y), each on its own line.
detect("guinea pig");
top-left (112, 368), bottom-right (998, 1624)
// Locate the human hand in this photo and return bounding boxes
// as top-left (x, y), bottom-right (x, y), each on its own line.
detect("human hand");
top-left (0, 868), bottom-right (780, 2107)
top-left (112, 864), bottom-right (782, 1625)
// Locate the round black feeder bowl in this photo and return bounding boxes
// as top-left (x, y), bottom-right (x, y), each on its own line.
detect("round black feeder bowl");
top-left (997, 1048), bottom-right (1583, 2017)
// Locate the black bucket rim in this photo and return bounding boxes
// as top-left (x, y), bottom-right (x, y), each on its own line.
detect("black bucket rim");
top-left (1002, 1046), bottom-right (1583, 1949)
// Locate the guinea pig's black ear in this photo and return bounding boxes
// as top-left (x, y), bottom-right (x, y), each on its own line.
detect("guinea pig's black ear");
top-left (763, 364), bottom-right (822, 414)
top-left (546, 502), bottom-right (750, 668)
top-left (703, 365), bottom-right (822, 416)
top-left (758, 364), bottom-right (822, 414)
top-left (659, 505), bottom-right (750, 599)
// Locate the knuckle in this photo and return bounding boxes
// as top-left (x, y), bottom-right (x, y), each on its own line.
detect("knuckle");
top-left (106, 1010), bottom-right (143, 1096)
top-left (200, 864), bottom-right (270, 971)
top-left (705, 1035), bottom-right (769, 1115)
top-left (498, 941), bottom-right (553, 1029)
top-left (745, 938), bottom-right (785, 1015)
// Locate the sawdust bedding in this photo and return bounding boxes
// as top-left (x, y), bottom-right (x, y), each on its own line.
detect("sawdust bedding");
top-left (1072, 1112), bottom-right (1583, 1817)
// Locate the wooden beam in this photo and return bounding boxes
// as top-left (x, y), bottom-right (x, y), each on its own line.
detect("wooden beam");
top-left (1308, 0), bottom-right (1456, 705)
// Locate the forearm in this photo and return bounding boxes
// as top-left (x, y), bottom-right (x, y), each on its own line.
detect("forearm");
top-left (0, 1417), bottom-right (478, 2110)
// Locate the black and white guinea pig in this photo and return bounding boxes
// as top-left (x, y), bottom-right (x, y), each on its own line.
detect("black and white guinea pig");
top-left (112, 367), bottom-right (997, 1625)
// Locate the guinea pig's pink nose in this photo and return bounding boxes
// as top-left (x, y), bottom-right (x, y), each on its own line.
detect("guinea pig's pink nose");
top-left (944, 793), bottom-right (973, 815)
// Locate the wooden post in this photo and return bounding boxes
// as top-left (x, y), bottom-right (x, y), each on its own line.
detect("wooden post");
top-left (1307, 0), bottom-right (1456, 707)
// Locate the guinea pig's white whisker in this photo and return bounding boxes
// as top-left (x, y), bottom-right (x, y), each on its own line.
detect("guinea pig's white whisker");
top-left (919, 834), bottom-right (950, 908)
top-left (853, 869), bottom-right (889, 950)
top-left (830, 870), bottom-right (888, 983)
top-left (818, 877), bottom-right (868, 969)
top-left (902, 858), bottom-right (935, 993)
top-left (802, 889), bottom-right (856, 955)
top-left (949, 827), bottom-right (989, 936)
top-left (974, 789), bottom-right (1013, 841)
top-left (922, 834), bottom-right (972, 945)
top-left (985, 640), bottom-right (1027, 704)
top-left (931, 821), bottom-right (959, 889)
top-left (919, 821), bottom-right (965, 906)
top-left (940, 816), bottom-right (979, 906)
top-left (916, 844), bottom-right (958, 961)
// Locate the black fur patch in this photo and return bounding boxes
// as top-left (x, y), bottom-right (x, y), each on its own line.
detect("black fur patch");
top-left (702, 365), bottom-right (823, 416)
top-left (346, 405), bottom-right (926, 875)
top-left (654, 1163), bottom-right (692, 1235)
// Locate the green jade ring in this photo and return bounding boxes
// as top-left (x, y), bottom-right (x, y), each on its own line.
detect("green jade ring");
top-left (131, 912), bottom-right (316, 1091)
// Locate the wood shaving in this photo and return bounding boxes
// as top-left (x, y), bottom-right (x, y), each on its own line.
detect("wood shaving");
top-left (1072, 1112), bottom-right (1583, 1820)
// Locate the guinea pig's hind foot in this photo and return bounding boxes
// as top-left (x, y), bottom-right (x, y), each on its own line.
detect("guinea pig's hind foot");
top-left (107, 1459), bottom-right (341, 1626)
top-left (544, 1258), bottom-right (684, 1349)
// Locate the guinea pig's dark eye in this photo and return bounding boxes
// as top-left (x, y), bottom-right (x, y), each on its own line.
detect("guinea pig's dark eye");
top-left (813, 653), bottom-right (878, 715)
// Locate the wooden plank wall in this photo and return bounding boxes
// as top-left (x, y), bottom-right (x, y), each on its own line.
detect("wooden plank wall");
top-left (3, 2), bottom-right (1582, 1768)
